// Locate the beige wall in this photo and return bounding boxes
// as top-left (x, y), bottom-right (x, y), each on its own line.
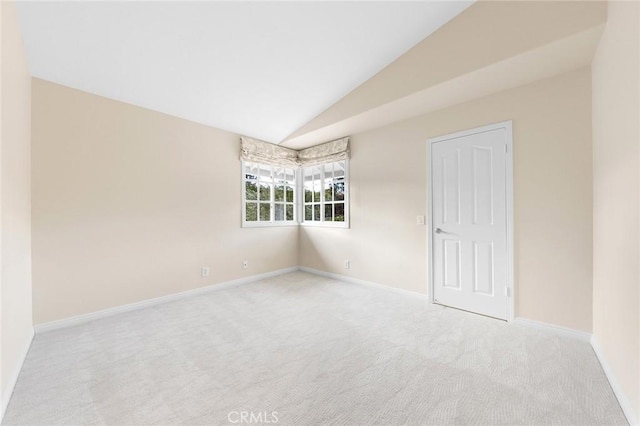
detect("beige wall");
top-left (592, 0), bottom-right (640, 422)
top-left (286, 1), bottom-right (605, 144)
top-left (0, 0), bottom-right (33, 416)
top-left (31, 79), bottom-right (298, 324)
top-left (300, 67), bottom-right (594, 332)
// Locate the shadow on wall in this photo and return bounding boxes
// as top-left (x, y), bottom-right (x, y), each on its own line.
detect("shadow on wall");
top-left (299, 227), bottom-right (331, 271)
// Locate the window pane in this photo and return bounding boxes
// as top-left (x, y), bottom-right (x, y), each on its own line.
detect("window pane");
top-left (259, 165), bottom-right (273, 182)
top-left (258, 165), bottom-right (273, 204)
top-left (246, 202), bottom-right (257, 221)
top-left (314, 204), bottom-right (321, 221)
top-left (286, 186), bottom-right (294, 203)
top-left (324, 204), bottom-right (333, 221)
top-left (259, 203), bottom-right (271, 221)
top-left (259, 183), bottom-right (271, 201)
top-left (324, 178), bottom-right (333, 201)
top-left (305, 205), bottom-right (312, 221)
top-left (304, 168), bottom-right (313, 181)
top-left (275, 185), bottom-right (285, 202)
top-left (313, 181), bottom-right (321, 203)
top-left (245, 162), bottom-right (259, 177)
top-left (323, 163), bottom-right (333, 180)
top-left (285, 169), bottom-right (295, 185)
top-left (245, 180), bottom-right (257, 201)
top-left (274, 204), bottom-right (284, 221)
top-left (274, 167), bottom-right (285, 183)
top-left (304, 176), bottom-right (313, 202)
top-left (286, 204), bottom-right (294, 221)
top-left (334, 177), bottom-right (345, 201)
top-left (335, 203), bottom-right (345, 222)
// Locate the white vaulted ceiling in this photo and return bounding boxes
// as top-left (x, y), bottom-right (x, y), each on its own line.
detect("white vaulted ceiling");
top-left (16, 1), bottom-right (472, 143)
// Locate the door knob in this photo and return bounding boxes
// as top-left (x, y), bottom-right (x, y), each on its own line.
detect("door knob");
top-left (435, 228), bottom-right (443, 234)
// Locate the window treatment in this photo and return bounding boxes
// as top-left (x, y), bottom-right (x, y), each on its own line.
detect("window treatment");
top-left (240, 136), bottom-right (299, 167)
top-left (297, 137), bottom-right (350, 167)
top-left (239, 136), bottom-right (350, 167)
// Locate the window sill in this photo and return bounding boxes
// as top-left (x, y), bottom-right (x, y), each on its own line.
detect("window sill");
top-left (300, 221), bottom-right (350, 229)
top-left (241, 221), bottom-right (350, 229)
top-left (242, 221), bottom-right (299, 228)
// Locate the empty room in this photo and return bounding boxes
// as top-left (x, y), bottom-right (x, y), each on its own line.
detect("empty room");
top-left (1, 0), bottom-right (638, 425)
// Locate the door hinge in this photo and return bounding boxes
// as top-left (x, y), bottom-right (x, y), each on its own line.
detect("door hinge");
top-left (505, 287), bottom-right (511, 297)
top-left (505, 144), bottom-right (508, 153)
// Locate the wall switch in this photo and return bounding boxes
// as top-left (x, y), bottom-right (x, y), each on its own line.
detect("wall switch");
top-left (344, 260), bottom-right (350, 270)
top-left (243, 260), bottom-right (249, 269)
top-left (201, 266), bottom-right (210, 277)
top-left (416, 215), bottom-right (425, 225)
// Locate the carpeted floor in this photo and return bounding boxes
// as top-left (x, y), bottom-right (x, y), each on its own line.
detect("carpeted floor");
top-left (3, 271), bottom-right (627, 425)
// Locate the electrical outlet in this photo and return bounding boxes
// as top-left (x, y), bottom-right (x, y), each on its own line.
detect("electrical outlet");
top-left (201, 266), bottom-right (210, 277)
top-left (416, 215), bottom-right (425, 225)
top-left (243, 260), bottom-right (249, 269)
top-left (344, 260), bottom-right (350, 270)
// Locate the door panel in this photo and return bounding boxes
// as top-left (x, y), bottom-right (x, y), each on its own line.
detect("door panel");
top-left (472, 241), bottom-right (494, 295)
top-left (443, 239), bottom-right (461, 289)
top-left (431, 125), bottom-right (510, 320)
top-left (472, 146), bottom-right (493, 225)
top-left (441, 149), bottom-right (461, 225)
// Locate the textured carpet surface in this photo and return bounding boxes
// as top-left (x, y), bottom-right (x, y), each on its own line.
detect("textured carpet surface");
top-left (3, 272), bottom-right (627, 425)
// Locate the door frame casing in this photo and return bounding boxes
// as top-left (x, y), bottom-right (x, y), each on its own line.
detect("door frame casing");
top-left (426, 120), bottom-right (514, 322)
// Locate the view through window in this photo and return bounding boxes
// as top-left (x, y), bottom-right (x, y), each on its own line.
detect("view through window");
top-left (243, 162), bottom-right (296, 225)
top-left (242, 160), bottom-right (348, 227)
top-left (303, 160), bottom-right (347, 225)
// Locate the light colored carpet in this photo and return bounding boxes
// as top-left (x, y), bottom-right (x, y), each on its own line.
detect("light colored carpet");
top-left (3, 271), bottom-right (627, 425)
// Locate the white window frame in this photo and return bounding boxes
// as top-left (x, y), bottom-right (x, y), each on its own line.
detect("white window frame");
top-left (300, 160), bottom-right (350, 229)
top-left (241, 161), bottom-right (298, 228)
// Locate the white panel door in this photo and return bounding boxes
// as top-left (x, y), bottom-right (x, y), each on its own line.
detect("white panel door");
top-left (430, 123), bottom-right (511, 320)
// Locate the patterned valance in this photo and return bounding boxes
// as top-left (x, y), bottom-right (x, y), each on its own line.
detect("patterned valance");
top-left (240, 137), bottom-right (299, 167)
top-left (297, 137), bottom-right (350, 167)
top-left (239, 136), bottom-right (350, 167)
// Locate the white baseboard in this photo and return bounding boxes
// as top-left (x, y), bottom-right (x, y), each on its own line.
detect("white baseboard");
top-left (591, 335), bottom-right (638, 426)
top-left (1, 327), bottom-right (35, 423)
top-left (35, 267), bottom-right (299, 334)
top-left (299, 266), bottom-right (429, 300)
top-left (513, 317), bottom-right (592, 342)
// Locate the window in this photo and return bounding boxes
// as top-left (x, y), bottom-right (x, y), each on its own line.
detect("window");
top-left (302, 160), bottom-right (349, 227)
top-left (243, 162), bottom-right (296, 226)
top-left (240, 136), bottom-right (350, 228)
